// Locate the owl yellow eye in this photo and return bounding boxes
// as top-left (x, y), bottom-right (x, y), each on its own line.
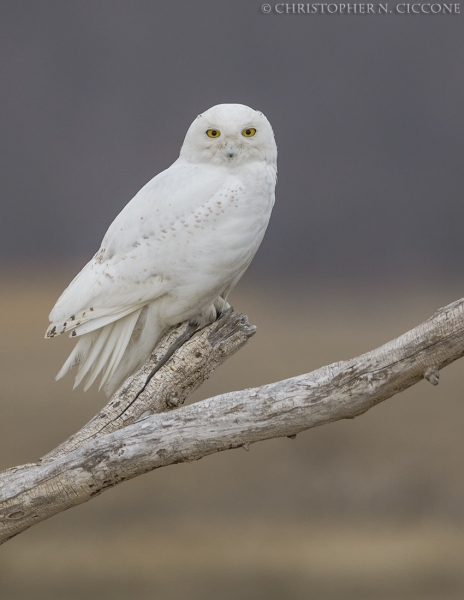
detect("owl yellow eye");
top-left (242, 128), bottom-right (256, 137)
top-left (206, 129), bottom-right (221, 138)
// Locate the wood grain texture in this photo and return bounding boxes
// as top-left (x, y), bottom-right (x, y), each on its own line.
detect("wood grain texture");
top-left (41, 309), bottom-right (255, 462)
top-left (1, 299), bottom-right (464, 545)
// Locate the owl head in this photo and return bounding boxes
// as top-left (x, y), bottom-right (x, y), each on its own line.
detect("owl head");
top-left (180, 104), bottom-right (277, 167)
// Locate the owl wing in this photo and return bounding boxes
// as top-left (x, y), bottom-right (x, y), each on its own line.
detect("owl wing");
top-left (46, 160), bottom-right (229, 339)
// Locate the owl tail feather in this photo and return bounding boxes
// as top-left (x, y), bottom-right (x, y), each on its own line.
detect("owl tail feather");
top-left (56, 308), bottom-right (143, 395)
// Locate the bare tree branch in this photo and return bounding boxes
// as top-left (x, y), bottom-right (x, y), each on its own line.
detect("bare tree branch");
top-left (1, 299), bottom-right (464, 545)
top-left (42, 309), bottom-right (255, 462)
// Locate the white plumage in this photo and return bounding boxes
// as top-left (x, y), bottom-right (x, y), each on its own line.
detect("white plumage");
top-left (46, 104), bottom-right (277, 395)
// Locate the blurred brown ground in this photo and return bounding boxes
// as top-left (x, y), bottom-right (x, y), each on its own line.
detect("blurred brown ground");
top-left (1, 267), bottom-right (464, 600)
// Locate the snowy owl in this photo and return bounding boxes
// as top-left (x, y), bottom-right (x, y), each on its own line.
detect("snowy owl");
top-left (46, 103), bottom-right (277, 395)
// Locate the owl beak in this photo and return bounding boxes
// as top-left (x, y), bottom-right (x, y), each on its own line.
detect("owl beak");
top-left (225, 142), bottom-right (238, 159)
top-left (222, 135), bottom-right (241, 159)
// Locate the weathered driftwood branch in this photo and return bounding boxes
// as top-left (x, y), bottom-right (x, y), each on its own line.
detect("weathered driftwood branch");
top-left (42, 309), bottom-right (255, 462)
top-left (1, 299), bottom-right (464, 545)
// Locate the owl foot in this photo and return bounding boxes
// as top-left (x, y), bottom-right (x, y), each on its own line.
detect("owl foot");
top-left (214, 296), bottom-right (231, 317)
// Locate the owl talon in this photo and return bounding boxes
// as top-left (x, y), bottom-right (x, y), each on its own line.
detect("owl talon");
top-left (214, 297), bottom-right (231, 318)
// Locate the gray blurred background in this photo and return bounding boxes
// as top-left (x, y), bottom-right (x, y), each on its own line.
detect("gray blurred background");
top-left (1, 2), bottom-right (464, 599)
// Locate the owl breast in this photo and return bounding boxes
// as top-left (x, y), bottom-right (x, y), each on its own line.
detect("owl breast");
top-left (155, 161), bottom-right (276, 325)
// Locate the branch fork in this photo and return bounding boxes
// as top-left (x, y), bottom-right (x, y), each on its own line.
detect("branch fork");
top-left (1, 298), bottom-right (464, 545)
